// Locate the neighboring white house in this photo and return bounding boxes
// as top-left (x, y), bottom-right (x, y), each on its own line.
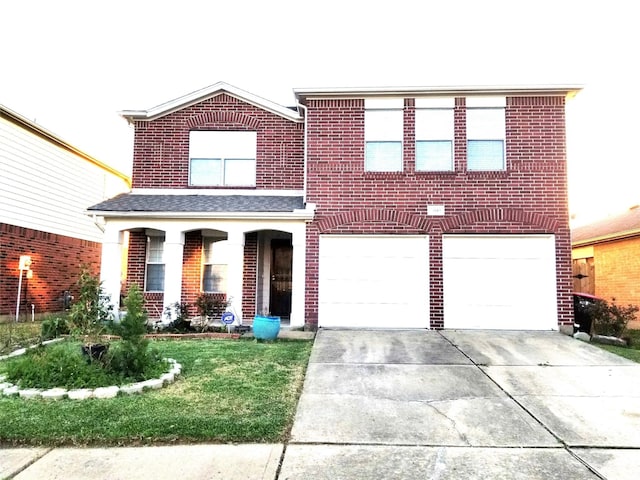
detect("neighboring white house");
top-left (0, 104), bottom-right (131, 318)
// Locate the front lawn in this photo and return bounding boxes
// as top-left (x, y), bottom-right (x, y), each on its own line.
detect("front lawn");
top-left (595, 329), bottom-right (640, 363)
top-left (0, 338), bottom-right (312, 446)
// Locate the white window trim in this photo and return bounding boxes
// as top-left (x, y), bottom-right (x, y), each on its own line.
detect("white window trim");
top-left (466, 96), bottom-right (506, 171)
top-left (202, 236), bottom-right (228, 294)
top-left (189, 131), bottom-right (257, 186)
top-left (145, 235), bottom-right (165, 293)
top-left (364, 98), bottom-right (404, 172)
top-left (415, 97), bottom-right (455, 172)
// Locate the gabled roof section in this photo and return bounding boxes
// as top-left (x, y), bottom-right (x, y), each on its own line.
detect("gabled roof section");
top-left (0, 104), bottom-right (131, 186)
top-left (120, 81), bottom-right (302, 123)
top-left (294, 84), bottom-right (583, 102)
top-left (572, 206), bottom-right (640, 246)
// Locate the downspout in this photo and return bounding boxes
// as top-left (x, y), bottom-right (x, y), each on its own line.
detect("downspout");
top-left (297, 102), bottom-right (308, 203)
top-left (92, 214), bottom-right (105, 233)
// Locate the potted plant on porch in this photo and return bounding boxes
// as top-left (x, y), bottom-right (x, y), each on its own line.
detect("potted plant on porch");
top-left (253, 311), bottom-right (281, 341)
top-left (68, 265), bottom-right (113, 361)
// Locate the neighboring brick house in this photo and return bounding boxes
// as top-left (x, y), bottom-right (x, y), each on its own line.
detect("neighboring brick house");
top-left (0, 104), bottom-right (131, 320)
top-left (572, 206), bottom-right (640, 329)
top-left (89, 82), bottom-right (580, 332)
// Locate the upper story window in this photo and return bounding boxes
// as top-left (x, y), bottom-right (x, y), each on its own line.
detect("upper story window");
top-left (415, 97), bottom-right (455, 171)
top-left (202, 236), bottom-right (228, 293)
top-left (189, 131), bottom-right (257, 186)
top-left (364, 98), bottom-right (404, 172)
top-left (466, 96), bottom-right (506, 171)
top-left (145, 235), bottom-right (165, 292)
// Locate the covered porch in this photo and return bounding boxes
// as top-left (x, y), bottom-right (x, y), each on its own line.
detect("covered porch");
top-left (89, 193), bottom-right (315, 329)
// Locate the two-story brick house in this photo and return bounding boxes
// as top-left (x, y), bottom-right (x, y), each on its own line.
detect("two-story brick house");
top-left (89, 82), bottom-right (580, 332)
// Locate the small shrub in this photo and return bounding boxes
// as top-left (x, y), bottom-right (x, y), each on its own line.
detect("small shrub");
top-left (106, 342), bottom-right (166, 381)
top-left (106, 285), bottom-right (154, 378)
top-left (41, 316), bottom-right (70, 340)
top-left (195, 293), bottom-right (230, 327)
top-left (67, 265), bottom-right (113, 342)
top-left (164, 301), bottom-right (193, 332)
top-left (590, 298), bottom-right (639, 338)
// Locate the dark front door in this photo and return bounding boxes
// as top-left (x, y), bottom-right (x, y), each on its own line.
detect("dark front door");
top-left (269, 239), bottom-right (292, 318)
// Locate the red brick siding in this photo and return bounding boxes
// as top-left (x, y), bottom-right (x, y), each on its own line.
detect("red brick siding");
top-left (131, 94), bottom-right (304, 190)
top-left (182, 231), bottom-right (203, 317)
top-left (593, 238), bottom-right (640, 328)
top-left (125, 231), bottom-right (146, 292)
top-left (304, 96), bottom-right (572, 329)
top-left (0, 223), bottom-right (100, 318)
top-left (242, 232), bottom-right (258, 321)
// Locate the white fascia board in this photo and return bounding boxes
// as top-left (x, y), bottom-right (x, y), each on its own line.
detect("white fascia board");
top-left (1, 104), bottom-right (131, 185)
top-left (120, 81), bottom-right (302, 123)
top-left (129, 188), bottom-right (305, 196)
top-left (572, 229), bottom-right (640, 248)
top-left (87, 204), bottom-right (316, 221)
top-left (294, 84), bottom-right (584, 102)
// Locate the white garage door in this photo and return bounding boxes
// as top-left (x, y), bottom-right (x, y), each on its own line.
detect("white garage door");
top-left (319, 235), bottom-right (429, 328)
top-left (443, 235), bottom-right (558, 330)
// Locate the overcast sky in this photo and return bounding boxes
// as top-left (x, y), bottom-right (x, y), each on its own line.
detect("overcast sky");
top-left (1, 0), bottom-right (636, 224)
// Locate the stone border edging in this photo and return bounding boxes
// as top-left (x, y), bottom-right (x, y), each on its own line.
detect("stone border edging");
top-left (0, 340), bottom-right (181, 401)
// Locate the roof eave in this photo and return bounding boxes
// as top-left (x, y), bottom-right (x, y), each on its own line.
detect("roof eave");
top-left (572, 228), bottom-right (640, 247)
top-left (1, 104), bottom-right (131, 187)
top-left (294, 84), bottom-right (584, 102)
top-left (120, 81), bottom-right (302, 123)
top-left (87, 207), bottom-right (316, 221)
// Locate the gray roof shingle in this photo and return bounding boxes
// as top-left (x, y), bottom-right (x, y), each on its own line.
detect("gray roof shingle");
top-left (572, 206), bottom-right (640, 244)
top-left (88, 194), bottom-right (305, 213)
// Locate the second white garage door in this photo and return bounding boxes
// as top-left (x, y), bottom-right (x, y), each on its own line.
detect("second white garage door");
top-left (443, 235), bottom-right (558, 330)
top-left (318, 235), bottom-right (429, 328)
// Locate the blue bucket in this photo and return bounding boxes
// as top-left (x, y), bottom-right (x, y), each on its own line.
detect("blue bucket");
top-left (253, 315), bottom-right (281, 340)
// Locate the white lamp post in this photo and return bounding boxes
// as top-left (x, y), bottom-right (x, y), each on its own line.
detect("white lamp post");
top-left (15, 255), bottom-right (32, 322)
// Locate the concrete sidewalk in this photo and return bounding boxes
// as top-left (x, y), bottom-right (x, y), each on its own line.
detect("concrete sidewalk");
top-left (3, 329), bottom-right (640, 479)
top-left (1, 444), bottom-right (282, 479)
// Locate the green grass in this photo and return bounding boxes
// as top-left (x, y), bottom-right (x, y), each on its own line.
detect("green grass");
top-left (0, 321), bottom-right (42, 356)
top-left (595, 329), bottom-right (640, 363)
top-left (0, 338), bottom-right (312, 446)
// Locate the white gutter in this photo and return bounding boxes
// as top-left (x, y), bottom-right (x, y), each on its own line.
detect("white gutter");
top-left (294, 84), bottom-right (583, 100)
top-left (86, 204), bottom-right (317, 221)
top-left (572, 228), bottom-right (640, 248)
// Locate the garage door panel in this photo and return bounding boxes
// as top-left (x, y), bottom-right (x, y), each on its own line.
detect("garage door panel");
top-left (319, 235), bottom-right (429, 329)
top-left (320, 302), bottom-right (419, 329)
top-left (444, 235), bottom-right (554, 259)
top-left (443, 235), bottom-right (557, 330)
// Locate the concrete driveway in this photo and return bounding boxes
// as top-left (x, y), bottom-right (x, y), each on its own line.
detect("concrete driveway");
top-left (281, 329), bottom-right (640, 479)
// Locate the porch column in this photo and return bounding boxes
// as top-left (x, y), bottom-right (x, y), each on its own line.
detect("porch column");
top-left (290, 225), bottom-right (306, 328)
top-left (100, 224), bottom-right (123, 317)
top-left (162, 229), bottom-right (185, 320)
top-left (226, 230), bottom-right (245, 324)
